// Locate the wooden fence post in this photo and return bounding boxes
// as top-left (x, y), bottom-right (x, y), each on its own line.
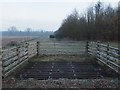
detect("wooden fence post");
top-left (106, 42), bottom-right (110, 63)
top-left (0, 48), bottom-right (2, 90)
top-left (97, 41), bottom-right (100, 57)
top-left (16, 45), bottom-right (20, 62)
top-left (26, 42), bottom-right (29, 59)
top-left (37, 41), bottom-right (40, 56)
top-left (118, 50), bottom-right (120, 72)
top-left (86, 41), bottom-right (89, 54)
top-left (1, 50), bottom-right (4, 78)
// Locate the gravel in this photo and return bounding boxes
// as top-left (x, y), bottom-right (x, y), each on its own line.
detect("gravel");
top-left (3, 77), bottom-right (119, 88)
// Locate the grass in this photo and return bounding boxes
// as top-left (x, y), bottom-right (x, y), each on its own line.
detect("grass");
top-left (39, 41), bottom-right (86, 55)
top-left (109, 42), bottom-right (119, 48)
top-left (102, 41), bottom-right (119, 48)
top-left (29, 54), bottom-right (92, 62)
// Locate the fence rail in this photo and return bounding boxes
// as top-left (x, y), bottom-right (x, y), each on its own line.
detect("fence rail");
top-left (87, 41), bottom-right (120, 73)
top-left (1, 41), bottom-right (39, 77)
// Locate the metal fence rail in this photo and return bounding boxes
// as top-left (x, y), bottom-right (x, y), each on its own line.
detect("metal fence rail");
top-left (87, 41), bottom-right (120, 73)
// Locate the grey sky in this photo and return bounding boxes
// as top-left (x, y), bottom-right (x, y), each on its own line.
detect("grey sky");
top-left (0, 0), bottom-right (119, 31)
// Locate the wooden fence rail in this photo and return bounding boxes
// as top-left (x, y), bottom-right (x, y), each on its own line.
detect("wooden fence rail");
top-left (1, 41), bottom-right (39, 77)
top-left (87, 41), bottom-right (120, 74)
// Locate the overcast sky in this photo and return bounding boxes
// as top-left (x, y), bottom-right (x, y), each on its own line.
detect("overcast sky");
top-left (0, 0), bottom-right (119, 31)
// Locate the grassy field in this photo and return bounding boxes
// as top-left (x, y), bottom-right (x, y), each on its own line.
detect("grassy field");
top-left (109, 42), bottom-right (119, 48)
top-left (101, 41), bottom-right (119, 48)
top-left (1, 36), bottom-right (38, 49)
top-left (39, 41), bottom-right (86, 55)
top-left (29, 54), bottom-right (91, 62)
top-left (1, 36), bottom-right (119, 49)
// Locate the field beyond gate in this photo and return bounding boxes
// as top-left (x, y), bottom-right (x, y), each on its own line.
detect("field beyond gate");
top-left (39, 41), bottom-right (86, 55)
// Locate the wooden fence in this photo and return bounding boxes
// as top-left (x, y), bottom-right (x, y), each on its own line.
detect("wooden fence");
top-left (1, 41), bottom-right (39, 77)
top-left (1, 40), bottom-right (119, 77)
top-left (87, 41), bottom-right (120, 74)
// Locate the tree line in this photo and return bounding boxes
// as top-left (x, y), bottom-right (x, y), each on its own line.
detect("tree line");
top-left (55, 1), bottom-right (119, 41)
